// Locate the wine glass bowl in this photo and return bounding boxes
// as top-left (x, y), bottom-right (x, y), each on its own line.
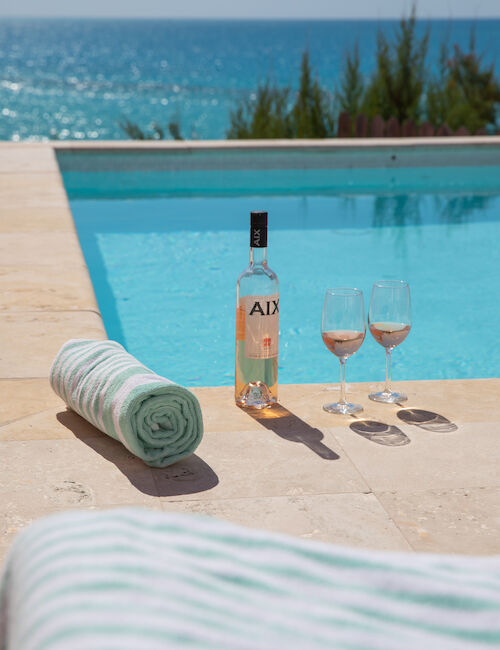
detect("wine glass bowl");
top-left (368, 280), bottom-right (411, 403)
top-left (321, 288), bottom-right (366, 415)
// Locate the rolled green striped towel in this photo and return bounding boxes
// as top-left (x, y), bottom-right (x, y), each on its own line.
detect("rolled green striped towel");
top-left (49, 339), bottom-right (203, 468)
top-left (1, 508), bottom-right (499, 650)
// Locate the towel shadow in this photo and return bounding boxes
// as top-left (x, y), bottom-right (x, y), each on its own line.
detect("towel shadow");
top-left (241, 404), bottom-right (339, 460)
top-left (397, 408), bottom-right (458, 433)
top-left (349, 419), bottom-right (411, 446)
top-left (56, 409), bottom-right (219, 498)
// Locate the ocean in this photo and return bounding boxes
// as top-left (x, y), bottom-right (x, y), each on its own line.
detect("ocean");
top-left (0, 18), bottom-right (498, 141)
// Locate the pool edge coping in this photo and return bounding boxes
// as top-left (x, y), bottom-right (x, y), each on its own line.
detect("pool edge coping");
top-left (2, 141), bottom-right (500, 558)
top-left (50, 135), bottom-right (500, 153)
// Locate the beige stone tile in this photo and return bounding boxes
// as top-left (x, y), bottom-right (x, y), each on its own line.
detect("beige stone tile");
top-left (377, 486), bottom-right (500, 555)
top-left (162, 493), bottom-right (412, 551)
top-left (192, 385), bottom-right (383, 434)
top-left (0, 232), bottom-right (85, 267)
top-left (0, 145), bottom-right (57, 173)
top-left (0, 379), bottom-right (64, 426)
top-left (193, 379), bottom-right (500, 437)
top-left (0, 406), bottom-right (103, 441)
top-left (277, 379), bottom-right (500, 429)
top-left (191, 385), bottom-right (266, 433)
top-left (154, 426), bottom-right (368, 502)
top-left (0, 439), bottom-right (161, 515)
top-left (327, 420), bottom-right (500, 492)
top-left (0, 265), bottom-right (97, 311)
top-left (0, 311), bottom-right (106, 378)
top-left (0, 207), bottom-right (75, 232)
top-left (0, 173), bottom-right (69, 208)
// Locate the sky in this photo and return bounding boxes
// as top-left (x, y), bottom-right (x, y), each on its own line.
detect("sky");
top-left (0, 0), bottom-right (499, 18)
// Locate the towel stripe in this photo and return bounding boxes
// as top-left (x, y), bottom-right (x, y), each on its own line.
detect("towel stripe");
top-left (1, 509), bottom-right (499, 650)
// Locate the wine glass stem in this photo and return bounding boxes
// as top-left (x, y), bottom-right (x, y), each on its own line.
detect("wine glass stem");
top-left (385, 348), bottom-right (392, 394)
top-left (339, 358), bottom-right (347, 404)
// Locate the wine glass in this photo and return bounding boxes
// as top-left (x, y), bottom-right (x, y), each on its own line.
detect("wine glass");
top-left (368, 280), bottom-right (411, 403)
top-left (321, 288), bottom-right (366, 415)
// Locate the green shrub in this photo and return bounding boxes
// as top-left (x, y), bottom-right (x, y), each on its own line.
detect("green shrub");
top-left (337, 44), bottom-right (364, 123)
top-left (362, 7), bottom-right (429, 123)
top-left (426, 41), bottom-right (500, 133)
top-left (227, 83), bottom-right (292, 138)
top-left (120, 5), bottom-right (499, 141)
top-left (227, 52), bottom-right (334, 139)
top-left (118, 117), bottom-right (183, 140)
top-left (291, 52), bottom-right (335, 138)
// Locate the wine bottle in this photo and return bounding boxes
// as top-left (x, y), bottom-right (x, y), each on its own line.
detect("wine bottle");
top-left (235, 211), bottom-right (279, 409)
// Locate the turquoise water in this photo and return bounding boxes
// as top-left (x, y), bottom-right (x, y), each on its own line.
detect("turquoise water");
top-left (68, 165), bottom-right (500, 387)
top-left (1, 18), bottom-right (499, 141)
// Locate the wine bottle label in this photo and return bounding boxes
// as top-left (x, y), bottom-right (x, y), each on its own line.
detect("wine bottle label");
top-left (238, 293), bottom-right (279, 359)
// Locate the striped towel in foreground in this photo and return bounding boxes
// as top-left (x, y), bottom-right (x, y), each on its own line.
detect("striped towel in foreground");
top-left (49, 339), bottom-right (203, 468)
top-left (1, 509), bottom-right (499, 650)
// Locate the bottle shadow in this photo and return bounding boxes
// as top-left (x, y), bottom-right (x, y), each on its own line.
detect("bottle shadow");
top-left (349, 418), bottom-right (411, 446)
top-left (56, 409), bottom-right (219, 498)
top-left (396, 408), bottom-right (458, 433)
top-left (241, 404), bottom-right (340, 460)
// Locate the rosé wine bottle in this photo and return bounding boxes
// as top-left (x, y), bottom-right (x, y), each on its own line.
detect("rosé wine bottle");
top-left (235, 211), bottom-right (279, 409)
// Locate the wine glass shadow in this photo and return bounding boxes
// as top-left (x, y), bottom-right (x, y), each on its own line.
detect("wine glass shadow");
top-left (241, 404), bottom-right (340, 460)
top-left (349, 418), bottom-right (410, 446)
top-left (397, 408), bottom-right (458, 433)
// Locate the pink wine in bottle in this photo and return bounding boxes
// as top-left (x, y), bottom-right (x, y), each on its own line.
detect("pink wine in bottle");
top-left (235, 211), bottom-right (279, 409)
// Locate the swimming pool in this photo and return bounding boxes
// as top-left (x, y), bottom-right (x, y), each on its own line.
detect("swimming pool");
top-left (59, 143), bottom-right (500, 387)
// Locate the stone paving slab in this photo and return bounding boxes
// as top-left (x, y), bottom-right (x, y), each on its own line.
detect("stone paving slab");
top-left (0, 380), bottom-right (64, 427)
top-left (0, 265), bottom-right (97, 311)
top-left (0, 144), bottom-right (57, 173)
top-left (0, 232), bottom-right (88, 267)
top-left (0, 207), bottom-right (76, 232)
top-left (153, 427), bottom-right (368, 501)
top-left (0, 311), bottom-right (106, 378)
top-left (274, 379), bottom-right (500, 427)
top-left (162, 493), bottom-right (412, 551)
top-left (194, 379), bottom-right (500, 433)
top-left (1, 379), bottom-right (499, 560)
top-left (0, 439), bottom-right (160, 511)
top-left (0, 405), bottom-right (101, 442)
top-left (328, 420), bottom-right (500, 492)
top-left (0, 173), bottom-right (69, 208)
top-left (377, 486), bottom-right (500, 555)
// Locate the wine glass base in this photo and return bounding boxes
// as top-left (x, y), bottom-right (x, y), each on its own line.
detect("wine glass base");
top-left (368, 391), bottom-right (407, 404)
top-left (323, 402), bottom-right (363, 415)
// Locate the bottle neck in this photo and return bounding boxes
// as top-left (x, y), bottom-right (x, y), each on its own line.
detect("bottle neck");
top-left (250, 246), bottom-right (268, 266)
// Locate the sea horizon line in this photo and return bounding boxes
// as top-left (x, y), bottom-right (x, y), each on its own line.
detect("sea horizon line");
top-left (1, 15), bottom-right (499, 22)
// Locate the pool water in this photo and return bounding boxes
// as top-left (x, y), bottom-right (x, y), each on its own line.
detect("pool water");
top-left (68, 172), bottom-right (500, 387)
